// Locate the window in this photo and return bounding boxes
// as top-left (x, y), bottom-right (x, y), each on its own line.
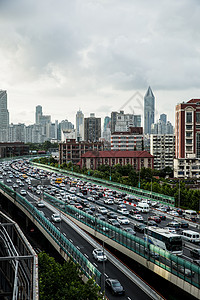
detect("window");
top-left (196, 112), bottom-right (200, 123)
top-left (186, 125), bottom-right (192, 130)
top-left (186, 112), bottom-right (192, 123)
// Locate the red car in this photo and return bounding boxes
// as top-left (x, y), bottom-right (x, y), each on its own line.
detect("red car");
top-left (148, 216), bottom-right (161, 223)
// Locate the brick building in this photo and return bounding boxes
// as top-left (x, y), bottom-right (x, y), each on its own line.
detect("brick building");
top-left (80, 150), bottom-right (153, 170)
top-left (59, 139), bottom-right (104, 165)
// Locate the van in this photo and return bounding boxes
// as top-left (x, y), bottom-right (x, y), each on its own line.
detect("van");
top-left (181, 230), bottom-right (200, 244)
top-left (137, 202), bottom-right (150, 213)
top-left (183, 210), bottom-right (197, 222)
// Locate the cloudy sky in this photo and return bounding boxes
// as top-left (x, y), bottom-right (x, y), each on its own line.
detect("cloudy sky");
top-left (1, 0), bottom-right (200, 126)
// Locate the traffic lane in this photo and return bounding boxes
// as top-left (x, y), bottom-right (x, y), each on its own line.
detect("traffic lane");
top-left (59, 216), bottom-right (152, 300)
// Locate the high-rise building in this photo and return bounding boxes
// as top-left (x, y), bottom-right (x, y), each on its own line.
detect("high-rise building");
top-left (111, 112), bottom-right (118, 134)
top-left (84, 113), bottom-right (101, 142)
top-left (111, 110), bottom-right (141, 133)
top-left (151, 120), bottom-right (174, 134)
top-left (0, 90), bottom-right (9, 130)
top-left (35, 105), bottom-right (42, 125)
top-left (150, 134), bottom-right (175, 170)
top-left (144, 87), bottom-right (155, 134)
top-left (76, 109), bottom-right (84, 141)
top-left (160, 114), bottom-right (167, 124)
top-left (174, 99), bottom-right (200, 178)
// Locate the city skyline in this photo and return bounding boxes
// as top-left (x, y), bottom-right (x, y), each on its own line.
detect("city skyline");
top-left (1, 1), bottom-right (200, 125)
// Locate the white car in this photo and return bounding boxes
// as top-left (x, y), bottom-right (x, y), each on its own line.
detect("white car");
top-left (117, 208), bottom-right (129, 215)
top-left (117, 216), bottom-right (130, 225)
top-left (97, 206), bottom-right (108, 215)
top-left (51, 213), bottom-right (61, 222)
top-left (133, 214), bottom-right (143, 221)
top-left (104, 198), bottom-right (114, 205)
top-left (169, 210), bottom-right (179, 216)
top-left (92, 249), bottom-right (107, 262)
top-left (165, 227), bottom-right (176, 233)
top-left (20, 189), bottom-right (27, 195)
top-left (37, 201), bottom-right (45, 207)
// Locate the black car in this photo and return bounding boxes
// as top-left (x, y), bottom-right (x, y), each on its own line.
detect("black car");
top-left (105, 278), bottom-right (125, 295)
top-left (134, 224), bottom-right (146, 233)
top-left (107, 211), bottom-right (118, 219)
top-left (179, 220), bottom-right (189, 228)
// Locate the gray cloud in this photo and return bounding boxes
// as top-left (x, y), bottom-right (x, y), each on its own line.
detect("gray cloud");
top-left (0, 0), bottom-right (200, 125)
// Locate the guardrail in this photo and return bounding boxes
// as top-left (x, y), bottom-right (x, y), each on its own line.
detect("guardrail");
top-left (31, 162), bottom-right (175, 207)
top-left (42, 192), bottom-right (200, 290)
top-left (0, 181), bottom-right (101, 286)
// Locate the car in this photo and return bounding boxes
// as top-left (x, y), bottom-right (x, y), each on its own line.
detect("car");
top-left (148, 216), bottom-right (161, 223)
top-left (117, 204), bottom-right (127, 209)
top-left (172, 262), bottom-right (195, 277)
top-left (94, 213), bottom-right (106, 221)
top-left (97, 206), bottom-right (108, 215)
top-left (124, 227), bottom-right (136, 235)
top-left (12, 183), bottom-right (18, 188)
top-left (108, 219), bottom-right (121, 228)
top-left (117, 216), bottom-right (130, 225)
top-left (133, 214), bottom-right (143, 222)
top-left (37, 201), bottom-right (45, 207)
top-left (105, 278), bottom-right (125, 295)
top-left (6, 178), bottom-right (12, 183)
top-left (51, 213), bottom-right (61, 222)
top-left (178, 220), bottom-right (189, 228)
top-left (166, 221), bottom-right (180, 230)
top-left (38, 210), bottom-right (45, 217)
top-left (145, 248), bottom-right (159, 259)
top-left (129, 208), bottom-right (140, 215)
top-left (74, 203), bottom-right (83, 210)
top-left (104, 198), bottom-right (114, 205)
top-left (169, 210), bottom-right (179, 217)
top-left (134, 223), bottom-right (146, 233)
top-left (117, 208), bottom-right (129, 215)
top-left (87, 196), bottom-right (95, 202)
top-left (92, 249), bottom-right (107, 262)
top-left (156, 213), bottom-right (166, 220)
top-left (190, 248), bottom-right (200, 259)
top-left (20, 189), bottom-right (27, 195)
top-left (107, 211), bottom-right (118, 219)
top-left (146, 220), bottom-right (158, 227)
top-left (82, 208), bottom-right (93, 215)
top-left (165, 227), bottom-right (177, 233)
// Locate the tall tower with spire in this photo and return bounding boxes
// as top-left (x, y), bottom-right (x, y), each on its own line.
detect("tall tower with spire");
top-left (144, 87), bottom-right (155, 135)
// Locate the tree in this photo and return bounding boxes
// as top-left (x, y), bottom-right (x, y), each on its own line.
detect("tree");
top-left (38, 252), bottom-right (102, 300)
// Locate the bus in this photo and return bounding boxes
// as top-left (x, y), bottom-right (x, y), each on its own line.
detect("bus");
top-left (144, 227), bottom-right (183, 255)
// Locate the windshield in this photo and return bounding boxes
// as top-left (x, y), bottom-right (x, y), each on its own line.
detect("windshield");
top-left (166, 239), bottom-right (182, 252)
top-left (112, 282), bottom-right (121, 287)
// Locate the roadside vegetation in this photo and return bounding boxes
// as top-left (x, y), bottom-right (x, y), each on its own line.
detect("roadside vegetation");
top-left (38, 252), bottom-right (102, 300)
top-left (33, 157), bottom-right (200, 211)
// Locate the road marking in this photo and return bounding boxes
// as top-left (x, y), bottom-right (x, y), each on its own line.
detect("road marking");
top-left (84, 254), bottom-right (89, 258)
top-left (127, 297), bottom-right (132, 300)
top-left (76, 246), bottom-right (80, 250)
top-left (104, 273), bottom-right (108, 278)
top-left (63, 232), bottom-right (66, 236)
top-left (93, 263), bottom-right (98, 267)
top-left (69, 238), bottom-right (73, 242)
top-left (57, 227), bottom-right (60, 230)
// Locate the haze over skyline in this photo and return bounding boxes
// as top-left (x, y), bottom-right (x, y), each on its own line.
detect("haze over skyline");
top-left (1, 0), bottom-right (200, 126)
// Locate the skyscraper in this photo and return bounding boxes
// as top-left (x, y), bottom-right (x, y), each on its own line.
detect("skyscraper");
top-left (144, 87), bottom-right (155, 134)
top-left (76, 109), bottom-right (84, 141)
top-left (160, 113), bottom-right (167, 124)
top-left (35, 105), bottom-right (42, 124)
top-left (0, 90), bottom-right (9, 129)
top-left (84, 113), bottom-right (101, 142)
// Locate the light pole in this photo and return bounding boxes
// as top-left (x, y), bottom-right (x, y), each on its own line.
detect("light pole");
top-left (178, 178), bottom-right (181, 208)
top-left (102, 235), bottom-right (114, 297)
top-left (138, 170), bottom-right (141, 188)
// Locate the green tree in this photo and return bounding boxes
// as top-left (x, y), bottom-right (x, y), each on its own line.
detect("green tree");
top-left (38, 252), bottom-right (102, 300)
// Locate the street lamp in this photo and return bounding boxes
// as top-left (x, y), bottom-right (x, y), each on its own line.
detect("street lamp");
top-left (178, 178), bottom-right (181, 208)
top-left (102, 235), bottom-right (114, 297)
